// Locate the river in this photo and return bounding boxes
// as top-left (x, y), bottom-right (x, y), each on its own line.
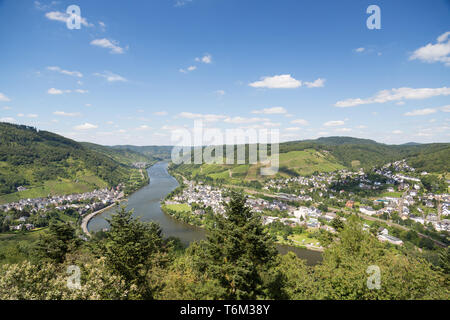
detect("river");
top-left (88, 162), bottom-right (322, 265)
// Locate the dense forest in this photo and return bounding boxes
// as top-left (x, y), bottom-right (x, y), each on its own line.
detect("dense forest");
top-left (280, 137), bottom-right (450, 173)
top-left (0, 123), bottom-right (135, 196)
top-left (0, 192), bottom-right (448, 300)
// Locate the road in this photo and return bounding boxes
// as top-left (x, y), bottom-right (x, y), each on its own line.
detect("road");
top-left (81, 203), bottom-right (119, 237)
top-left (357, 212), bottom-right (447, 248)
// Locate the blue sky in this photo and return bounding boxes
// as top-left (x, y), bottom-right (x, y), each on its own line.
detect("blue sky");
top-left (0, 0), bottom-right (449, 146)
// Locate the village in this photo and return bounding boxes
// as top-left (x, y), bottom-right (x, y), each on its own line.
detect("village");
top-left (166, 159), bottom-right (449, 248)
top-left (0, 186), bottom-right (124, 231)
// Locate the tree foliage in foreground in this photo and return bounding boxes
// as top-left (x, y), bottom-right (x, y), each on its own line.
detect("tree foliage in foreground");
top-left (0, 195), bottom-right (448, 300)
top-left (188, 191), bottom-right (279, 299)
top-left (98, 207), bottom-right (171, 299)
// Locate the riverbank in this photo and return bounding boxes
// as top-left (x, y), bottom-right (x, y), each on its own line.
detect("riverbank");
top-left (88, 162), bottom-right (322, 265)
top-left (83, 166), bottom-right (152, 236)
top-left (161, 203), bottom-right (324, 252)
top-left (81, 200), bottom-right (127, 237)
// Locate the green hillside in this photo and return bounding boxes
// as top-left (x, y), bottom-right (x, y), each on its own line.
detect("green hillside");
top-left (281, 137), bottom-right (450, 173)
top-left (80, 142), bottom-right (153, 166)
top-left (112, 145), bottom-right (172, 161)
top-left (0, 123), bottom-right (142, 203)
top-left (171, 137), bottom-right (449, 183)
top-left (171, 148), bottom-right (345, 184)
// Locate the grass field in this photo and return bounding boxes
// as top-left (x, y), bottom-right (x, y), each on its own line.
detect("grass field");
top-left (288, 233), bottom-right (320, 246)
top-left (165, 203), bottom-right (192, 212)
top-left (275, 233), bottom-right (320, 248)
top-left (277, 149), bottom-right (344, 176)
top-left (0, 228), bottom-right (47, 265)
top-left (174, 149), bottom-right (344, 184)
top-left (380, 192), bottom-right (403, 198)
top-left (0, 172), bottom-right (109, 204)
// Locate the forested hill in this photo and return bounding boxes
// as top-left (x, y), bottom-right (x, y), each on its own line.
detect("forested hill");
top-left (80, 142), bottom-right (153, 166)
top-left (0, 123), bottom-right (135, 199)
top-left (111, 145), bottom-right (173, 161)
top-left (280, 137), bottom-right (450, 173)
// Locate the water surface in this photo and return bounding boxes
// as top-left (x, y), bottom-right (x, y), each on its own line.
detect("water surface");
top-left (89, 162), bottom-right (322, 265)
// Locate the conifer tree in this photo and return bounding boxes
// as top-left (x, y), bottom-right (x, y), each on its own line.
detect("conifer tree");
top-left (194, 191), bottom-right (278, 299)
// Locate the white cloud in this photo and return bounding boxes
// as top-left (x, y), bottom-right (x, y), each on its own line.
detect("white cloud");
top-left (34, 1), bottom-right (55, 11)
top-left (252, 106), bottom-right (287, 114)
top-left (175, 0), bottom-right (192, 7)
top-left (290, 119), bottom-right (309, 126)
top-left (154, 111), bottom-right (168, 116)
top-left (2, 106), bottom-right (11, 110)
top-left (179, 65), bottom-right (197, 73)
top-left (356, 125), bottom-right (367, 129)
top-left (161, 125), bottom-right (181, 131)
top-left (355, 47), bottom-right (365, 53)
top-left (249, 74), bottom-right (301, 89)
top-left (0, 93), bottom-right (11, 101)
top-left (324, 120), bottom-right (345, 127)
top-left (304, 78), bottom-right (326, 88)
top-left (410, 31), bottom-right (450, 66)
top-left (178, 112), bottom-right (227, 123)
top-left (263, 121), bottom-right (281, 127)
top-left (85, 104), bottom-right (92, 107)
top-left (53, 111), bottom-right (81, 117)
top-left (404, 108), bottom-right (437, 116)
top-left (136, 125), bottom-right (152, 131)
top-left (90, 38), bottom-right (126, 54)
top-left (94, 71), bottom-right (127, 82)
top-left (47, 88), bottom-right (64, 95)
top-left (45, 11), bottom-right (93, 27)
top-left (335, 87), bottom-right (450, 107)
top-left (98, 21), bottom-right (106, 31)
top-left (440, 105), bottom-right (450, 112)
top-left (17, 113), bottom-right (38, 118)
top-left (47, 66), bottom-right (82, 78)
top-left (392, 130), bottom-right (403, 134)
top-left (285, 127), bottom-right (302, 131)
top-left (195, 54), bottom-right (212, 64)
top-left (75, 89), bottom-right (89, 94)
top-left (215, 90), bottom-right (225, 96)
top-left (224, 116), bottom-right (269, 124)
top-left (0, 117), bottom-right (16, 123)
top-left (335, 127), bottom-right (352, 132)
top-left (74, 123), bottom-right (98, 130)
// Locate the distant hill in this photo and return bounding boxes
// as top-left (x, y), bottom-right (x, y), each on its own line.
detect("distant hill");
top-left (0, 123), bottom-right (141, 203)
top-left (402, 142), bottom-right (421, 146)
top-left (112, 145), bottom-right (173, 161)
top-left (80, 142), bottom-right (153, 166)
top-left (1, 123), bottom-right (447, 201)
top-left (170, 136), bottom-right (450, 182)
top-left (280, 137), bottom-right (449, 173)
top-left (311, 136), bottom-right (381, 146)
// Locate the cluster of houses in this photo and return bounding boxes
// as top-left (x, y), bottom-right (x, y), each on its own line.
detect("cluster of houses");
top-left (170, 181), bottom-right (227, 215)
top-left (358, 192), bottom-right (450, 233)
top-left (262, 206), bottom-right (337, 232)
top-left (1, 187), bottom-right (124, 232)
top-left (377, 228), bottom-right (404, 246)
top-left (246, 197), bottom-right (290, 213)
